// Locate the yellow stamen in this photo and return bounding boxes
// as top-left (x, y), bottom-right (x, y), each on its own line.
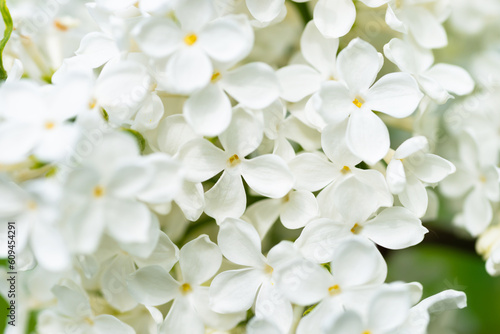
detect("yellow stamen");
top-left (44, 121), bottom-right (55, 130)
top-left (54, 19), bottom-right (69, 31)
top-left (352, 98), bottom-right (363, 108)
top-left (27, 200), bottom-right (37, 210)
top-left (362, 331), bottom-right (371, 334)
top-left (93, 185), bottom-right (105, 198)
top-left (227, 154), bottom-right (241, 167)
top-left (264, 264), bottom-right (274, 274)
top-left (341, 166), bottom-right (351, 174)
top-left (84, 317), bottom-right (94, 325)
top-left (180, 283), bottom-right (192, 295)
top-left (328, 284), bottom-right (341, 295)
top-left (184, 33), bottom-right (197, 46)
top-left (211, 71), bottom-right (221, 82)
top-left (480, 175), bottom-right (487, 183)
top-left (88, 98), bottom-right (97, 110)
top-left (351, 223), bottom-right (362, 234)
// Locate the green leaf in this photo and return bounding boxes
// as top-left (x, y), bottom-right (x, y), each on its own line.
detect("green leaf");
top-left (0, 0), bottom-right (13, 81)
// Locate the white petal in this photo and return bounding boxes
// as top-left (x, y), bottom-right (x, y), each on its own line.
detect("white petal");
top-left (132, 18), bottom-right (182, 58)
top-left (360, 0), bottom-right (389, 7)
top-left (241, 155), bottom-right (294, 198)
top-left (314, 81), bottom-right (355, 124)
top-left (177, 138), bottom-right (226, 182)
top-left (137, 154), bottom-right (183, 204)
top-left (276, 65), bottom-right (322, 102)
top-left (274, 259), bottom-right (333, 305)
top-left (425, 63), bottom-right (475, 96)
top-left (166, 47), bottom-right (212, 94)
top-left (218, 218), bottom-right (266, 267)
top-left (323, 311), bottom-right (363, 334)
top-left (175, 181), bottom-right (205, 222)
top-left (295, 218), bottom-right (349, 263)
top-left (385, 5), bottom-right (407, 34)
top-left (105, 199), bottom-right (151, 244)
top-left (402, 290), bottom-right (466, 333)
top-left (161, 298), bottom-right (204, 334)
top-left (219, 107), bottom-right (263, 157)
top-left (246, 0), bottom-right (284, 22)
top-left (193, 287), bottom-right (247, 330)
top-left (281, 190), bottom-right (319, 229)
top-left (386, 159), bottom-right (406, 194)
top-left (134, 232), bottom-right (179, 271)
top-left (175, 0), bottom-right (214, 31)
top-left (439, 166), bottom-right (474, 198)
top-left (398, 174), bottom-right (428, 218)
top-left (282, 116), bottom-right (322, 151)
top-left (367, 285), bottom-right (413, 332)
top-left (134, 93), bottom-right (165, 130)
top-left (221, 62), bottom-right (280, 109)
top-left (337, 38), bottom-right (381, 93)
top-left (408, 154), bottom-right (456, 184)
top-left (313, 0), bottom-right (356, 38)
top-left (205, 171), bottom-right (247, 222)
top-left (365, 73), bottom-right (423, 118)
top-left (255, 281), bottom-right (294, 333)
top-left (346, 109), bottom-right (390, 165)
top-left (321, 120), bottom-right (361, 167)
top-left (462, 189), bottom-right (492, 237)
top-left (107, 162), bottom-right (152, 198)
top-left (210, 268), bottom-right (265, 313)
top-left (127, 265), bottom-right (180, 306)
top-left (394, 136), bottom-right (429, 160)
top-left (93, 315), bottom-right (135, 334)
top-left (244, 199), bottom-right (281, 239)
top-left (383, 37), bottom-right (433, 74)
top-left (403, 7), bottom-right (447, 49)
top-left (364, 207), bottom-right (428, 249)
top-left (331, 237), bottom-right (387, 288)
top-left (180, 235), bottom-right (222, 285)
top-left (0, 123), bottom-right (41, 164)
top-left (183, 83), bottom-right (232, 136)
top-left (157, 115), bottom-right (198, 156)
top-left (199, 15), bottom-right (252, 63)
top-left (100, 255), bottom-right (137, 312)
top-left (31, 224), bottom-right (70, 271)
top-left (75, 32), bottom-right (120, 68)
top-left (289, 153), bottom-right (338, 191)
top-left (301, 21), bottom-right (339, 75)
top-left (418, 74), bottom-right (452, 104)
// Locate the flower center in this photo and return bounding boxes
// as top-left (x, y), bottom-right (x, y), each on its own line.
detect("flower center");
top-left (328, 284), bottom-right (341, 296)
top-left (184, 33), bottom-right (197, 46)
top-left (362, 331), bottom-right (371, 334)
top-left (44, 121), bottom-right (55, 130)
top-left (180, 283), bottom-right (192, 295)
top-left (264, 264), bottom-right (274, 275)
top-left (352, 96), bottom-right (365, 108)
top-left (227, 154), bottom-right (241, 167)
top-left (351, 223), bottom-right (362, 234)
top-left (93, 185), bottom-right (105, 198)
top-left (340, 166), bottom-right (351, 174)
top-left (211, 71), bottom-right (221, 82)
top-left (27, 200), bottom-right (37, 210)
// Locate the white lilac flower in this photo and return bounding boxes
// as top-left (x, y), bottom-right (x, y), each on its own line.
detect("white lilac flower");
top-left (385, 136), bottom-right (456, 217)
top-left (314, 38), bottom-right (423, 164)
top-left (0, 73), bottom-right (91, 164)
top-left (385, 0), bottom-right (450, 49)
top-left (275, 237), bottom-right (388, 334)
top-left (37, 280), bottom-right (135, 334)
top-left (132, 0), bottom-right (253, 95)
top-left (179, 108), bottom-right (294, 221)
top-left (209, 219), bottom-right (295, 333)
top-left (440, 133), bottom-right (500, 236)
top-left (127, 235), bottom-right (245, 334)
top-left (384, 38), bottom-right (475, 104)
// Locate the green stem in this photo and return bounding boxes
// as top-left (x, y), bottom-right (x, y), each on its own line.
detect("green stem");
top-left (0, 0), bottom-right (13, 81)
